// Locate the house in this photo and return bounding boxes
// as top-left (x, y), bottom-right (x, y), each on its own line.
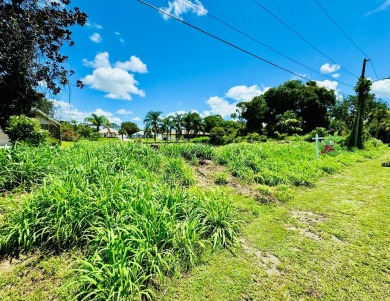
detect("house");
top-left (99, 128), bottom-right (119, 138)
top-left (0, 109), bottom-right (61, 146)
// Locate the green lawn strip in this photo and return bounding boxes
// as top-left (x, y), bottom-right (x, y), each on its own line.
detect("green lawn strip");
top-left (0, 251), bottom-right (78, 301)
top-left (160, 151), bottom-right (390, 300)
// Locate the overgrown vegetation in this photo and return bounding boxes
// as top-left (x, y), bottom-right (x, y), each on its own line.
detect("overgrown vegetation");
top-left (0, 142), bottom-right (239, 300)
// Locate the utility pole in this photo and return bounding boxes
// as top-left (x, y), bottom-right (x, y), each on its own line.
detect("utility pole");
top-left (352, 58), bottom-right (370, 148)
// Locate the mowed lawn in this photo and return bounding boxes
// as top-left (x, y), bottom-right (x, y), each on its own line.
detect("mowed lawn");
top-left (160, 151), bottom-right (390, 301)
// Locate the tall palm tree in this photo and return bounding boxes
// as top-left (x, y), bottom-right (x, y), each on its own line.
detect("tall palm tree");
top-left (144, 111), bottom-right (162, 143)
top-left (85, 113), bottom-right (109, 132)
top-left (173, 113), bottom-right (185, 141)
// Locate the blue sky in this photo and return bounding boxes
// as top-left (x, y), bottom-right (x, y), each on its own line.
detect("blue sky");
top-left (52, 0), bottom-right (390, 127)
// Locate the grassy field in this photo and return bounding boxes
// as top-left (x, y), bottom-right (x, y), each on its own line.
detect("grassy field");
top-left (159, 149), bottom-right (390, 300)
top-left (0, 140), bottom-right (389, 300)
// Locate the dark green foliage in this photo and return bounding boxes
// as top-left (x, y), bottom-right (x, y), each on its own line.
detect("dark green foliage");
top-left (348, 78), bottom-right (372, 149)
top-left (5, 115), bottom-right (48, 145)
top-left (0, 0), bottom-right (87, 130)
top-left (210, 127), bottom-right (226, 145)
top-left (120, 121), bottom-right (140, 136)
top-left (204, 115), bottom-right (225, 133)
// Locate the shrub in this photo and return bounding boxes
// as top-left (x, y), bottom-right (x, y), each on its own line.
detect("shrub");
top-left (210, 127), bottom-right (226, 145)
top-left (5, 115), bottom-right (48, 145)
top-left (191, 136), bottom-right (210, 144)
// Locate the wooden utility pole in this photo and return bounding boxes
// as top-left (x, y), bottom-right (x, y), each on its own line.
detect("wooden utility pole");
top-left (352, 58), bottom-right (370, 148)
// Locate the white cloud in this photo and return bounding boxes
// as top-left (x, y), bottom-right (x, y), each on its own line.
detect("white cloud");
top-left (115, 56), bottom-right (148, 73)
top-left (160, 0), bottom-right (207, 20)
top-left (52, 100), bottom-right (122, 124)
top-left (225, 85), bottom-right (270, 102)
top-left (372, 79), bottom-right (390, 99)
top-left (120, 38), bottom-right (125, 44)
top-left (206, 96), bottom-right (237, 118)
top-left (365, 0), bottom-right (390, 16)
top-left (331, 73), bottom-right (341, 79)
top-left (116, 109), bottom-right (133, 115)
top-left (114, 32), bottom-right (121, 35)
top-left (82, 52), bottom-right (147, 101)
top-left (86, 21), bottom-right (103, 29)
top-left (90, 33), bottom-right (102, 43)
top-left (320, 63), bottom-right (341, 74)
top-left (132, 117), bottom-right (141, 122)
top-left (316, 80), bottom-right (339, 96)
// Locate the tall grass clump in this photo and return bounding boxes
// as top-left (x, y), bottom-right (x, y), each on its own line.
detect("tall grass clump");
top-left (160, 143), bottom-right (214, 161)
top-left (214, 141), bottom-right (387, 186)
top-left (0, 141), bottom-right (239, 300)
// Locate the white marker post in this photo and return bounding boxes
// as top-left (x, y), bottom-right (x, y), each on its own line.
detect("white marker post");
top-left (312, 134), bottom-right (324, 160)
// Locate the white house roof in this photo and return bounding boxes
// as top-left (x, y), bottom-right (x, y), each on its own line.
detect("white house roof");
top-left (99, 128), bottom-right (119, 134)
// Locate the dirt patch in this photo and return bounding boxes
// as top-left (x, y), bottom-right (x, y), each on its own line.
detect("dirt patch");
top-left (286, 210), bottom-right (327, 241)
top-left (291, 210), bottom-right (326, 224)
top-left (194, 161), bottom-right (266, 201)
top-left (239, 238), bottom-right (281, 276)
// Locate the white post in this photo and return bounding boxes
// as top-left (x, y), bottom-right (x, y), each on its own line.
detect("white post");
top-left (312, 134), bottom-right (324, 160)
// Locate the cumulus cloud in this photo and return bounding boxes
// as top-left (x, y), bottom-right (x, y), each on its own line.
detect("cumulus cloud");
top-left (225, 85), bottom-right (269, 102)
top-left (205, 96), bottom-right (237, 118)
top-left (320, 63), bottom-right (341, 74)
top-left (160, 0), bottom-right (207, 20)
top-left (331, 73), bottom-right (341, 79)
top-left (90, 33), bottom-right (102, 43)
top-left (316, 80), bottom-right (339, 96)
top-left (365, 0), bottom-right (390, 16)
top-left (132, 117), bottom-right (141, 122)
top-left (115, 56), bottom-right (148, 73)
top-left (82, 52), bottom-right (147, 100)
top-left (53, 100), bottom-right (122, 124)
top-left (116, 109), bottom-right (133, 115)
top-left (372, 79), bottom-right (390, 99)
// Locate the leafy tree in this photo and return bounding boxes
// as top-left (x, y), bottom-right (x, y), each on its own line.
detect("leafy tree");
top-left (35, 98), bottom-right (55, 117)
top-left (273, 110), bottom-right (303, 136)
top-left (238, 96), bottom-right (268, 134)
top-left (263, 80), bottom-right (336, 134)
top-left (120, 122), bottom-right (140, 137)
top-left (0, 0), bottom-right (87, 130)
top-left (144, 111), bottom-right (162, 143)
top-left (6, 114), bottom-right (48, 145)
top-left (85, 114), bottom-right (109, 132)
top-left (204, 115), bottom-right (224, 132)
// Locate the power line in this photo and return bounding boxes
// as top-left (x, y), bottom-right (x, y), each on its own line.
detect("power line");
top-left (181, 0), bottom-right (353, 88)
top-left (136, 0), bottom-right (350, 97)
top-left (249, 0), bottom-right (359, 79)
top-left (369, 60), bottom-right (390, 99)
top-left (313, 0), bottom-right (370, 59)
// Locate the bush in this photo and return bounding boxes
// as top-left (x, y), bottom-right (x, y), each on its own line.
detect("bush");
top-left (305, 127), bottom-right (329, 141)
top-left (245, 133), bottom-right (267, 142)
top-left (5, 115), bottom-right (48, 145)
top-left (191, 136), bottom-right (210, 144)
top-left (210, 127), bottom-right (226, 145)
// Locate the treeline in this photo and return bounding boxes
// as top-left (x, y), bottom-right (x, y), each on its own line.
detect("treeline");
top-left (145, 80), bottom-right (390, 146)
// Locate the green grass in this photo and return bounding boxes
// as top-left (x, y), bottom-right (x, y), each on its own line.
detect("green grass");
top-left (159, 151), bottom-right (390, 300)
top-left (0, 141), bottom-right (239, 300)
top-left (0, 140), bottom-right (388, 300)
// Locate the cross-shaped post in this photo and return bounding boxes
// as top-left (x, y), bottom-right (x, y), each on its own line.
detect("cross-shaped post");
top-left (312, 134), bottom-right (324, 160)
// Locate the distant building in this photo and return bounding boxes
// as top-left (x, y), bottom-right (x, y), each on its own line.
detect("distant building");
top-left (99, 128), bottom-right (119, 138)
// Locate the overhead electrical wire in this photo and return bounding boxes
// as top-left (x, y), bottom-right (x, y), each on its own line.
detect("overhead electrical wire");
top-left (313, 0), bottom-right (389, 99)
top-left (249, 0), bottom-right (359, 79)
top-left (136, 0), bottom-right (350, 97)
top-left (181, 0), bottom-right (353, 88)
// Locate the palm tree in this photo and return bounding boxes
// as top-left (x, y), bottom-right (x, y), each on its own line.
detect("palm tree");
top-left (144, 111), bottom-right (162, 143)
top-left (173, 113), bottom-right (185, 141)
top-left (118, 128), bottom-right (126, 141)
top-left (160, 117), bottom-right (170, 142)
top-left (85, 113), bottom-right (109, 132)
